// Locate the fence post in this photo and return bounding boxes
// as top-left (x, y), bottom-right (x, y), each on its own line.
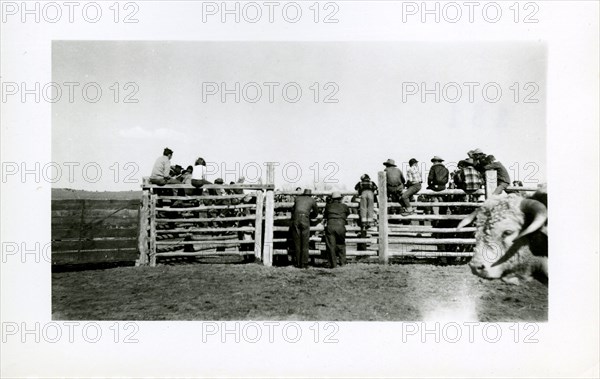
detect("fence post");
top-left (137, 190), bottom-right (150, 266)
top-left (377, 171), bottom-right (389, 264)
top-left (485, 169), bottom-right (497, 199)
top-left (263, 163), bottom-right (275, 266)
top-left (254, 190), bottom-right (264, 261)
top-left (149, 194), bottom-right (157, 267)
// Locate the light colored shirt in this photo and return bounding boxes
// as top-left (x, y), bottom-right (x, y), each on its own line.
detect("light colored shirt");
top-left (192, 165), bottom-right (206, 180)
top-left (150, 156), bottom-right (171, 179)
top-left (406, 165), bottom-right (422, 184)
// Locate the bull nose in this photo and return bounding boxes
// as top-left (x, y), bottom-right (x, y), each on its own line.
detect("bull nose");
top-left (469, 262), bottom-right (485, 270)
top-left (469, 261), bottom-right (486, 271)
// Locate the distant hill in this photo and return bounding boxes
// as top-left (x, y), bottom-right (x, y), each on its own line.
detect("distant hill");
top-left (52, 188), bottom-right (141, 200)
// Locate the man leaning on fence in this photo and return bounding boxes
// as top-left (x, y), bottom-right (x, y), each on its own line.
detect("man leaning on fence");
top-left (290, 189), bottom-right (319, 269)
top-left (354, 174), bottom-right (378, 232)
top-left (324, 191), bottom-right (350, 268)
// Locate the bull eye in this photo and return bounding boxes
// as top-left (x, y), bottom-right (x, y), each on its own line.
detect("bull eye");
top-left (502, 230), bottom-right (515, 237)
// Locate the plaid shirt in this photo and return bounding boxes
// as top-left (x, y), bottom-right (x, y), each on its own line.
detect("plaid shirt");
top-left (406, 165), bottom-right (422, 184)
top-left (462, 166), bottom-right (482, 191)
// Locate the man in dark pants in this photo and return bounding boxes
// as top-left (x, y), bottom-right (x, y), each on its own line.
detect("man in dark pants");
top-left (383, 158), bottom-right (405, 215)
top-left (401, 158), bottom-right (422, 216)
top-left (290, 189), bottom-right (319, 268)
top-left (324, 191), bottom-right (350, 268)
top-left (427, 155), bottom-right (449, 216)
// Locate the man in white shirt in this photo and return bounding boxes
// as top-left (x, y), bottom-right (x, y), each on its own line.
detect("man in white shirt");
top-left (191, 157), bottom-right (212, 189)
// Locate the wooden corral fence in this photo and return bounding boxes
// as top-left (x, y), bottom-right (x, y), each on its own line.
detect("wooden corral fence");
top-left (51, 199), bottom-right (140, 265)
top-left (138, 164), bottom-right (277, 266)
top-left (137, 168), bottom-right (539, 267)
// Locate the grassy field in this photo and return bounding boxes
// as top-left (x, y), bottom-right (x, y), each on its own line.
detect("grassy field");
top-left (52, 259), bottom-right (547, 321)
top-left (52, 188), bottom-right (141, 200)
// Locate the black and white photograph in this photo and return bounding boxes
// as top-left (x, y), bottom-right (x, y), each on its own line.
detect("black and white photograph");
top-left (1, 1), bottom-right (598, 378)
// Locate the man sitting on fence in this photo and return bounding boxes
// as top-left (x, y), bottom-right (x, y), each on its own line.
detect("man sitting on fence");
top-left (324, 191), bottom-right (350, 268)
top-left (482, 154), bottom-right (511, 195)
top-left (178, 166), bottom-right (194, 184)
top-left (290, 189), bottom-right (319, 269)
top-left (468, 148), bottom-right (488, 174)
top-left (401, 158), bottom-right (422, 216)
top-left (191, 157), bottom-right (212, 193)
top-left (150, 148), bottom-right (181, 186)
top-left (383, 158), bottom-right (405, 214)
top-left (453, 158), bottom-right (483, 201)
top-left (427, 156), bottom-right (449, 216)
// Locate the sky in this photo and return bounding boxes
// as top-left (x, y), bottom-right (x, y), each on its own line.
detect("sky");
top-left (52, 40), bottom-right (546, 191)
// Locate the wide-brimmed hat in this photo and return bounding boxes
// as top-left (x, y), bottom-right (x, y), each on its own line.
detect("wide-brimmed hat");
top-left (303, 189), bottom-right (312, 195)
top-left (409, 158), bottom-right (419, 166)
top-left (331, 191), bottom-right (342, 199)
top-left (383, 159), bottom-right (396, 167)
top-left (463, 158), bottom-right (475, 166)
top-left (431, 156), bottom-right (444, 162)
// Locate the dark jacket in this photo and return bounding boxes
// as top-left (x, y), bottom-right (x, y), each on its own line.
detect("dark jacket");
top-left (292, 195), bottom-right (319, 219)
top-left (427, 163), bottom-right (449, 191)
top-left (324, 201), bottom-right (350, 222)
top-left (354, 180), bottom-right (378, 195)
top-left (484, 161), bottom-right (511, 185)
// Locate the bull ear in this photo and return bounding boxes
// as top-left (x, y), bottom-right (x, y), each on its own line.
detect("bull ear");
top-left (457, 210), bottom-right (478, 230)
top-left (517, 199), bottom-right (547, 239)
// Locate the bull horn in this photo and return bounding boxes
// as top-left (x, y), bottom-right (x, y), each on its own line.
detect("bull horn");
top-left (517, 199), bottom-right (547, 239)
top-left (457, 210), bottom-right (477, 230)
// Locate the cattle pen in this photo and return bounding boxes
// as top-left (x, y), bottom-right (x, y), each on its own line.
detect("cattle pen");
top-left (136, 165), bottom-right (538, 267)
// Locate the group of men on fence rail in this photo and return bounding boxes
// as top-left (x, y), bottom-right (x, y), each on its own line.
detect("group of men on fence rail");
top-left (146, 147), bottom-right (513, 268)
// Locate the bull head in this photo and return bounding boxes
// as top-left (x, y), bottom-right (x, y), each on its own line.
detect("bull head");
top-left (458, 196), bottom-right (548, 283)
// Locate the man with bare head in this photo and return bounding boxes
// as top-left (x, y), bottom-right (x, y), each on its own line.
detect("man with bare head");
top-left (149, 147), bottom-right (180, 185)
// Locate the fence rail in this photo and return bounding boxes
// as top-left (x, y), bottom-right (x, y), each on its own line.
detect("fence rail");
top-left (51, 198), bottom-right (140, 265)
top-left (134, 169), bottom-right (539, 266)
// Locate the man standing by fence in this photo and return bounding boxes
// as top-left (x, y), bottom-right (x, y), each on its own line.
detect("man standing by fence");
top-left (354, 174), bottom-right (378, 232)
top-left (324, 191), bottom-right (350, 268)
top-left (290, 189), bottom-right (319, 268)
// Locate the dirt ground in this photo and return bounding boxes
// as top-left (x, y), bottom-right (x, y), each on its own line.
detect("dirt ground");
top-left (52, 258), bottom-right (547, 322)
